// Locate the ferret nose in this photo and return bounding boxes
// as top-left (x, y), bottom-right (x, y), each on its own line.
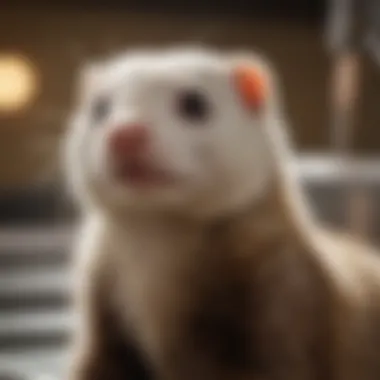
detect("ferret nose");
top-left (109, 124), bottom-right (149, 158)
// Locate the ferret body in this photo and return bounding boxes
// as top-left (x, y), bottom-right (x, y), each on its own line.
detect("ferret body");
top-left (65, 47), bottom-right (380, 380)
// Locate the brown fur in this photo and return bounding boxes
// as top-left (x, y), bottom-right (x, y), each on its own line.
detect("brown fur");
top-left (69, 182), bottom-right (380, 380)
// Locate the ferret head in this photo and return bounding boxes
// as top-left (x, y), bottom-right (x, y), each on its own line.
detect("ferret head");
top-left (65, 47), bottom-right (288, 220)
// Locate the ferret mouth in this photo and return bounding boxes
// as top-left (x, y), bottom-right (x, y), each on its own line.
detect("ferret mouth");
top-left (113, 159), bottom-right (177, 188)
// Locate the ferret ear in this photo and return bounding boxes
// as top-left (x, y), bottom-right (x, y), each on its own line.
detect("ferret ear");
top-left (228, 52), bottom-right (277, 113)
top-left (75, 61), bottom-right (103, 103)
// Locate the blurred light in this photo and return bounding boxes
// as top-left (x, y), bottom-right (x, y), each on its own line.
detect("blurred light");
top-left (0, 53), bottom-right (39, 113)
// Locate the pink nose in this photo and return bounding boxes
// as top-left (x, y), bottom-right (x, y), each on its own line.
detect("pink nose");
top-left (109, 124), bottom-right (149, 158)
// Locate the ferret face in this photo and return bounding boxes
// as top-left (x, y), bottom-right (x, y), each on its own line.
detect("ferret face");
top-left (65, 48), bottom-right (278, 219)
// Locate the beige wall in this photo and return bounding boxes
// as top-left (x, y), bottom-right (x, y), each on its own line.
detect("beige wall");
top-left (0, 10), bottom-right (361, 187)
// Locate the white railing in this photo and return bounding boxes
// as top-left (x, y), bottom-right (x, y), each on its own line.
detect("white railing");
top-left (296, 153), bottom-right (380, 183)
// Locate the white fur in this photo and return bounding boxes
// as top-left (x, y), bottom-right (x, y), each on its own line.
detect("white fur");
top-left (65, 48), bottom-right (380, 380)
top-left (64, 47), bottom-right (280, 220)
top-left (65, 46), bottom-right (302, 367)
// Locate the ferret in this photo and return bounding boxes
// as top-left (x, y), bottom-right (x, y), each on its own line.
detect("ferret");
top-left (64, 47), bottom-right (380, 380)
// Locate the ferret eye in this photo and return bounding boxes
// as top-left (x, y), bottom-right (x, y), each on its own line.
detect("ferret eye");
top-left (91, 96), bottom-right (110, 123)
top-left (177, 90), bottom-right (211, 124)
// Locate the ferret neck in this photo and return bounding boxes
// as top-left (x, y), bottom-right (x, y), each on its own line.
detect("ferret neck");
top-left (100, 173), bottom-right (315, 257)
top-left (202, 177), bottom-right (315, 259)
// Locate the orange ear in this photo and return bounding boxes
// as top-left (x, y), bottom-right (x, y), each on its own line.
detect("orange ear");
top-left (233, 65), bottom-right (268, 112)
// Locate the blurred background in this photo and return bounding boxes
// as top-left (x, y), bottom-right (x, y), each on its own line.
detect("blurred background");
top-left (0, 0), bottom-right (380, 379)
